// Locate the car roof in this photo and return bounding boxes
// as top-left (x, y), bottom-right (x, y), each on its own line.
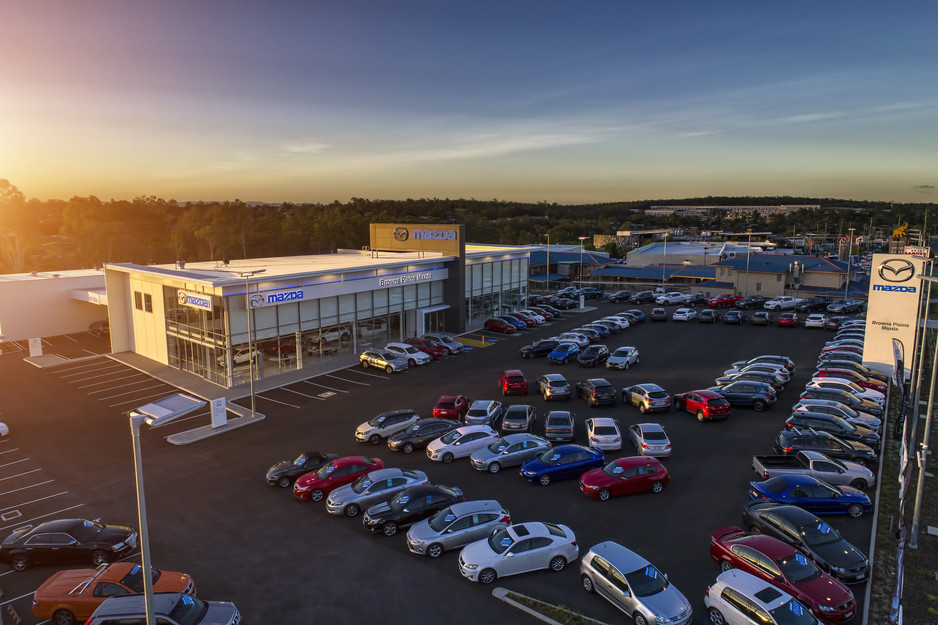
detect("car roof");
top-left (635, 422), bottom-right (665, 434)
top-left (437, 394), bottom-right (459, 402)
top-left (363, 468), bottom-right (406, 480)
top-left (589, 417), bottom-right (618, 427)
top-left (91, 592), bottom-right (186, 617)
top-left (506, 522), bottom-right (555, 539)
top-left (587, 541), bottom-right (648, 571)
top-left (376, 409), bottom-right (417, 418)
top-left (385, 342), bottom-right (412, 349)
top-left (504, 405), bottom-right (532, 413)
top-left (694, 389), bottom-right (724, 399)
top-left (503, 369), bottom-right (524, 376)
top-left (634, 383), bottom-right (665, 392)
top-left (546, 410), bottom-right (573, 419)
top-left (468, 399), bottom-right (496, 409)
top-left (455, 425), bottom-right (495, 434)
top-left (448, 499), bottom-right (504, 517)
top-left (28, 519), bottom-right (89, 534)
top-left (586, 378), bottom-right (612, 385)
top-left (747, 501), bottom-right (822, 525)
top-left (541, 373), bottom-right (567, 381)
top-left (502, 433), bottom-right (540, 443)
top-left (714, 570), bottom-right (792, 609)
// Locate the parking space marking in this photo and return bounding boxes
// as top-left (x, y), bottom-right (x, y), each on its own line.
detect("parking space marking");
top-left (0, 459), bottom-right (29, 470)
top-left (58, 363), bottom-right (127, 378)
top-left (255, 395), bottom-right (301, 409)
top-left (108, 390), bottom-right (178, 409)
top-left (327, 373), bottom-right (372, 385)
top-left (0, 510), bottom-right (21, 522)
top-left (0, 591), bottom-right (37, 607)
top-left (0, 480), bottom-right (56, 498)
top-left (301, 380), bottom-right (349, 393)
top-left (279, 387), bottom-right (326, 401)
top-left (0, 491), bottom-right (71, 514)
top-left (0, 469), bottom-right (41, 482)
top-left (77, 372), bottom-right (151, 389)
top-left (0, 448), bottom-right (20, 456)
top-left (0, 502), bottom-right (82, 532)
top-left (94, 383), bottom-right (170, 400)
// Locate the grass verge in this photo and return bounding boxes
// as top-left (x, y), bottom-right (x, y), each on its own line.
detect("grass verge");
top-left (504, 591), bottom-right (608, 625)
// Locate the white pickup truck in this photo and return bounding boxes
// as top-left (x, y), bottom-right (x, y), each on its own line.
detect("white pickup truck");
top-left (763, 295), bottom-right (805, 311)
top-left (655, 291), bottom-right (691, 305)
top-left (751, 449), bottom-right (875, 489)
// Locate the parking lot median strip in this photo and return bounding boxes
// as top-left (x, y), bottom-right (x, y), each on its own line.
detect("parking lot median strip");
top-left (492, 587), bottom-right (610, 625)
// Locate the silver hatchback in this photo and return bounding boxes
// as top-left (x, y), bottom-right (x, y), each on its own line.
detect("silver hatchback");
top-left (470, 433), bottom-right (552, 473)
top-left (406, 499), bottom-right (510, 559)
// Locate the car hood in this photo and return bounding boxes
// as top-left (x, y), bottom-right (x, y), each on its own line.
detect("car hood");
top-left (794, 573), bottom-right (854, 610)
top-left (580, 467), bottom-right (614, 486)
top-left (355, 424), bottom-right (375, 436)
top-left (813, 538), bottom-right (868, 571)
top-left (154, 571), bottom-right (195, 593)
top-left (266, 460), bottom-right (295, 477)
top-left (459, 537), bottom-right (498, 566)
top-left (202, 601), bottom-right (239, 624)
top-left (470, 447), bottom-right (501, 463)
top-left (406, 518), bottom-right (442, 542)
top-left (326, 483), bottom-right (357, 504)
top-left (97, 525), bottom-right (135, 543)
top-left (426, 439), bottom-right (450, 453)
top-left (638, 585), bottom-right (692, 622)
top-left (364, 500), bottom-right (393, 519)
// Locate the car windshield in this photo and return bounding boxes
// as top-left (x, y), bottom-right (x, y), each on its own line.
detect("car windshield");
top-left (556, 344), bottom-right (572, 353)
top-left (644, 431), bottom-right (667, 441)
top-left (379, 352), bottom-right (396, 360)
top-left (403, 346), bottom-right (419, 354)
top-left (546, 415), bottom-right (570, 426)
top-left (437, 401), bottom-right (456, 409)
top-left (539, 450), bottom-right (564, 465)
top-left (624, 564), bottom-right (669, 597)
top-left (833, 417), bottom-right (856, 433)
top-left (367, 415), bottom-right (387, 426)
top-left (603, 461), bottom-right (626, 477)
top-left (612, 348), bottom-right (632, 357)
top-left (593, 426), bottom-right (618, 436)
top-left (799, 521), bottom-right (842, 547)
top-left (167, 594), bottom-right (209, 625)
top-left (293, 453), bottom-right (310, 466)
top-left (648, 391), bottom-right (668, 399)
top-left (315, 462), bottom-right (337, 479)
top-left (549, 380), bottom-right (567, 388)
top-left (71, 520), bottom-right (105, 542)
top-left (507, 376), bottom-right (525, 384)
top-left (351, 474), bottom-right (375, 494)
top-left (775, 552), bottom-right (820, 584)
top-left (487, 439), bottom-right (510, 452)
top-left (488, 527), bottom-right (515, 554)
top-left (119, 564), bottom-right (162, 592)
top-left (389, 491), bottom-right (416, 511)
top-left (428, 507), bottom-right (457, 532)
top-left (583, 347), bottom-right (600, 355)
top-left (439, 430), bottom-right (463, 444)
top-left (770, 599), bottom-right (818, 625)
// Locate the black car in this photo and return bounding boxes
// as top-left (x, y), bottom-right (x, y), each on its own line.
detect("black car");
top-left (722, 309), bottom-right (746, 324)
top-left (715, 371), bottom-right (784, 391)
top-left (630, 291), bottom-right (656, 304)
top-left (580, 287), bottom-right (604, 300)
top-left (607, 290), bottom-right (632, 303)
top-left (574, 378), bottom-right (617, 406)
top-left (685, 293), bottom-right (706, 307)
top-left (706, 381), bottom-right (776, 411)
top-left (796, 297), bottom-right (829, 312)
top-left (823, 315), bottom-right (851, 330)
top-left (624, 309), bottom-right (645, 322)
top-left (735, 296), bottom-right (765, 310)
top-left (784, 413), bottom-right (880, 449)
top-left (362, 484), bottom-right (465, 536)
top-left (742, 502), bottom-right (869, 584)
top-left (774, 428), bottom-right (877, 467)
top-left (539, 304), bottom-right (563, 317)
top-left (387, 418), bottom-right (461, 454)
top-left (552, 297), bottom-right (578, 310)
top-left (733, 354), bottom-right (795, 374)
top-left (520, 339), bottom-right (560, 359)
top-left (577, 344), bottom-right (610, 367)
top-left (266, 451), bottom-right (341, 487)
top-left (749, 311), bottom-right (771, 326)
top-left (650, 308), bottom-right (668, 322)
top-left (697, 309), bottom-right (719, 323)
top-left (0, 519), bottom-right (137, 572)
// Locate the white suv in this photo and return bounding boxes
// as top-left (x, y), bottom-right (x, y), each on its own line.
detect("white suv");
top-left (384, 342), bottom-right (432, 367)
top-left (704, 569), bottom-right (818, 625)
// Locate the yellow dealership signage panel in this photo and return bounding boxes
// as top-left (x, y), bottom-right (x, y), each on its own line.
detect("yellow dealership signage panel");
top-left (370, 224), bottom-right (462, 256)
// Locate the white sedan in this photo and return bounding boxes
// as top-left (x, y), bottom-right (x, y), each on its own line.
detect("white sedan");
top-left (384, 342), bottom-right (432, 367)
top-left (672, 308), bottom-right (697, 321)
top-left (586, 417), bottom-right (622, 451)
top-left (629, 423), bottom-right (671, 457)
top-left (804, 313), bottom-right (829, 328)
top-left (606, 346), bottom-right (639, 370)
top-left (426, 425), bottom-right (499, 463)
top-left (600, 316), bottom-right (630, 330)
top-left (458, 521), bottom-right (578, 585)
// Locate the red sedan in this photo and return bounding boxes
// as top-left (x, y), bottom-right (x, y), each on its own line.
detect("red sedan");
top-left (483, 318), bottom-right (517, 334)
top-left (578, 456), bottom-right (669, 501)
top-left (777, 312), bottom-right (799, 327)
top-left (432, 394), bottom-right (471, 419)
top-left (708, 294), bottom-right (742, 307)
top-left (673, 389), bottom-right (731, 422)
top-left (293, 456), bottom-right (383, 502)
top-left (709, 526), bottom-right (856, 624)
top-left (404, 337), bottom-right (447, 360)
top-left (506, 312), bottom-right (536, 327)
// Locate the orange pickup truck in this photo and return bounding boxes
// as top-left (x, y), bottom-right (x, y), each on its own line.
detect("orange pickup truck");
top-left (32, 561), bottom-right (195, 625)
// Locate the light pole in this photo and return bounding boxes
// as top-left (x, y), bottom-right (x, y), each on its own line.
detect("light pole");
top-left (578, 236), bottom-right (587, 307)
top-left (129, 409), bottom-right (189, 625)
top-left (239, 269), bottom-right (266, 417)
top-left (544, 233), bottom-right (550, 291)
top-left (744, 229), bottom-right (752, 297)
top-left (661, 233), bottom-right (667, 287)
top-left (844, 228), bottom-right (854, 299)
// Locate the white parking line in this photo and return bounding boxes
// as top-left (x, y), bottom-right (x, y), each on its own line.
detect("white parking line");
top-left (0, 590), bottom-right (36, 606)
top-left (0, 491), bottom-right (70, 514)
top-left (0, 480), bottom-right (55, 497)
top-left (63, 335), bottom-right (79, 343)
top-left (0, 448), bottom-right (20, 455)
top-left (109, 390), bottom-right (178, 409)
top-left (95, 383), bottom-right (169, 400)
top-left (301, 380), bottom-right (349, 393)
top-left (326, 374), bottom-right (371, 385)
top-left (0, 458), bottom-right (30, 470)
top-left (256, 395), bottom-right (301, 408)
top-left (58, 363), bottom-right (126, 377)
top-left (279, 387), bottom-right (325, 401)
top-left (0, 502), bottom-right (82, 531)
top-left (78, 372), bottom-right (150, 389)
top-left (0, 469), bottom-right (41, 482)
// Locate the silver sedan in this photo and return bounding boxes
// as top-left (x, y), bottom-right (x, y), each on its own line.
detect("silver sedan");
top-left (406, 499), bottom-right (510, 558)
top-left (470, 433), bottom-right (552, 473)
top-left (326, 468), bottom-right (429, 517)
top-left (628, 423), bottom-right (672, 457)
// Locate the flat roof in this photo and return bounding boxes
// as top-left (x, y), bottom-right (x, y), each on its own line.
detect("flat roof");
top-left (0, 268), bottom-right (105, 283)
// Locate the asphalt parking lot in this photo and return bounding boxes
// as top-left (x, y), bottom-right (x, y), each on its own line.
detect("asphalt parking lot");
top-left (0, 303), bottom-right (872, 624)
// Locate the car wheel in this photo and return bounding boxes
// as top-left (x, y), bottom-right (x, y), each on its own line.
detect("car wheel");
top-left (385, 365), bottom-right (394, 374)
top-left (277, 476), bottom-right (292, 488)
top-left (311, 489), bottom-right (325, 502)
top-left (91, 549), bottom-right (110, 567)
top-left (855, 458), bottom-right (869, 468)
top-left (696, 410), bottom-right (706, 422)
top-left (445, 347), bottom-right (453, 356)
top-left (753, 399), bottom-right (766, 412)
top-left (369, 434), bottom-right (382, 446)
top-left (382, 521), bottom-right (398, 536)
top-left (847, 503), bottom-right (865, 518)
top-left (651, 480), bottom-right (664, 494)
top-left (53, 609), bottom-right (76, 625)
top-left (639, 403), bottom-right (647, 414)
top-left (408, 358), bottom-right (416, 367)
top-left (850, 479), bottom-right (868, 490)
top-left (442, 452), bottom-right (454, 464)
top-left (708, 608), bottom-right (727, 625)
top-left (344, 503), bottom-right (360, 518)
top-left (598, 488), bottom-right (611, 501)
top-left (488, 462), bottom-right (501, 474)
top-left (10, 554), bottom-right (27, 572)
top-left (539, 474), bottom-right (551, 486)
top-left (633, 613), bottom-right (649, 625)
top-left (361, 359), bottom-right (370, 369)
top-left (582, 575), bottom-right (595, 593)
top-left (720, 559), bottom-right (733, 572)
top-left (427, 543), bottom-right (444, 559)
top-left (402, 442), bottom-right (414, 454)
top-left (749, 525), bottom-right (761, 534)
top-left (549, 555), bottom-right (567, 572)
top-left (479, 568), bottom-right (497, 585)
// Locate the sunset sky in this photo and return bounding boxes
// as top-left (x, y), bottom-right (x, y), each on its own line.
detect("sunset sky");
top-left (2, 1), bottom-right (936, 204)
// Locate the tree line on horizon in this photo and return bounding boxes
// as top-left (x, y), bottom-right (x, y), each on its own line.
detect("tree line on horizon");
top-left (0, 179), bottom-right (934, 274)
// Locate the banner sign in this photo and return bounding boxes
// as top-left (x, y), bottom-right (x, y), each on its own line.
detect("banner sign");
top-left (864, 254), bottom-right (927, 379)
top-left (178, 290), bottom-right (214, 311)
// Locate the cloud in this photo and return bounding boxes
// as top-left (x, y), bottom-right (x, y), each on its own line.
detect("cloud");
top-left (913, 184), bottom-right (934, 192)
top-left (281, 141), bottom-right (331, 155)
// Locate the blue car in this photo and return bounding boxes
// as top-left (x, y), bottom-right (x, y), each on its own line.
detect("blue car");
top-left (498, 315), bottom-right (527, 330)
top-left (748, 474), bottom-right (871, 518)
top-left (520, 444), bottom-right (604, 485)
top-left (547, 342), bottom-right (580, 364)
top-left (624, 309), bottom-right (645, 323)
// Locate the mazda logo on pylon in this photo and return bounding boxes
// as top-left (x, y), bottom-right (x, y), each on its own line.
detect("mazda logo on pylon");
top-left (249, 294), bottom-right (266, 308)
top-left (878, 258), bottom-right (915, 283)
top-left (393, 227), bottom-right (409, 242)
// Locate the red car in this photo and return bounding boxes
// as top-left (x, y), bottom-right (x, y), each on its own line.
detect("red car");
top-left (505, 312), bottom-right (535, 327)
top-left (404, 337), bottom-right (447, 360)
top-left (673, 389), bottom-right (731, 421)
top-left (777, 312), bottom-right (799, 327)
top-left (815, 368), bottom-right (887, 393)
top-left (432, 394), bottom-right (471, 419)
top-left (579, 456), bottom-right (669, 501)
top-left (709, 526), bottom-right (856, 624)
top-left (498, 369), bottom-right (528, 396)
top-left (293, 456), bottom-right (383, 502)
top-left (528, 306), bottom-right (554, 321)
top-left (483, 318), bottom-right (517, 334)
top-left (708, 294), bottom-right (742, 308)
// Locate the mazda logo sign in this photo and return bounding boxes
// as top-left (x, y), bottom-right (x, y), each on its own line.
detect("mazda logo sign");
top-left (393, 227), bottom-right (409, 242)
top-left (878, 258), bottom-right (915, 283)
top-left (178, 291), bottom-right (188, 305)
top-left (249, 294), bottom-right (266, 308)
